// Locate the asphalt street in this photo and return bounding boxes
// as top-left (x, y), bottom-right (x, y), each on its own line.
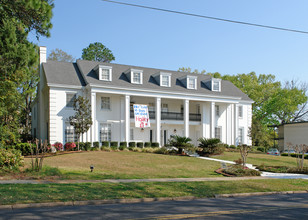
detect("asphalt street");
top-left (1, 193), bottom-right (308, 219)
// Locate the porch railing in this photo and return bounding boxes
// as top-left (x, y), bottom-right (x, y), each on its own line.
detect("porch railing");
top-left (130, 110), bottom-right (201, 121)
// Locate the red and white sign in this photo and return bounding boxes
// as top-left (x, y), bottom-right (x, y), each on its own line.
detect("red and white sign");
top-left (133, 104), bottom-right (151, 128)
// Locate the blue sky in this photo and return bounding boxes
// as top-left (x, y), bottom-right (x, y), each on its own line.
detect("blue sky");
top-left (29, 0), bottom-right (308, 84)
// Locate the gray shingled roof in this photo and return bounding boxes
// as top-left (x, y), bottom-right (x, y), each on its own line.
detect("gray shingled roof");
top-left (43, 59), bottom-right (252, 101)
top-left (43, 61), bottom-right (86, 87)
top-left (76, 60), bottom-right (252, 101)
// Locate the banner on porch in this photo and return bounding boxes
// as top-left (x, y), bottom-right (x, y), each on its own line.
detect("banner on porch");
top-left (133, 104), bottom-right (151, 128)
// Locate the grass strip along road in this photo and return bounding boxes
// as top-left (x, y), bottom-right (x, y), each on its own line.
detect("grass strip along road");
top-left (1, 179), bottom-right (307, 205)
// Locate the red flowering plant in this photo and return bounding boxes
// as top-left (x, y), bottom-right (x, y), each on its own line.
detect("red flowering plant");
top-left (64, 142), bottom-right (76, 151)
top-left (52, 142), bottom-right (63, 151)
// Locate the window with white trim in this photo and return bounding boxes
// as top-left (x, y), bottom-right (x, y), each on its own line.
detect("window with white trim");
top-left (238, 106), bottom-right (243, 118)
top-left (187, 77), bottom-right (197, 89)
top-left (96, 65), bottom-right (112, 81)
top-left (66, 93), bottom-right (76, 108)
top-left (101, 97), bottom-right (111, 110)
top-left (65, 123), bottom-right (78, 143)
top-left (161, 75), bottom-right (170, 87)
top-left (215, 105), bottom-right (220, 116)
top-left (238, 127), bottom-right (244, 144)
top-left (215, 127), bottom-right (222, 140)
top-left (211, 78), bottom-right (221, 92)
top-left (131, 70), bottom-right (143, 84)
top-left (162, 103), bottom-right (168, 112)
top-left (100, 123), bottom-right (111, 142)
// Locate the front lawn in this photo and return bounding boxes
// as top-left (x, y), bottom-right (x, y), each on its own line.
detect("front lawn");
top-left (212, 152), bottom-right (308, 167)
top-left (19, 151), bottom-right (223, 179)
top-left (1, 179), bottom-right (307, 205)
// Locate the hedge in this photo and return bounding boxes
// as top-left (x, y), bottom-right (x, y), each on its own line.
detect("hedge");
top-left (281, 153), bottom-right (308, 159)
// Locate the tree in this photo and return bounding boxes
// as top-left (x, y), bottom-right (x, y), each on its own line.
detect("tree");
top-left (178, 67), bottom-right (206, 75)
top-left (69, 96), bottom-right (92, 150)
top-left (48, 48), bottom-right (75, 62)
top-left (0, 0), bottom-right (53, 144)
top-left (167, 135), bottom-right (194, 154)
top-left (82, 42), bottom-right (115, 62)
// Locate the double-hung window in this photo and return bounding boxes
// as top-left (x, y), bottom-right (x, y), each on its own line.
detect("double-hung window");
top-left (100, 123), bottom-right (111, 142)
top-left (238, 127), bottom-right (244, 144)
top-left (215, 105), bottom-right (220, 116)
top-left (161, 103), bottom-right (168, 112)
top-left (215, 127), bottom-right (222, 140)
top-left (238, 106), bottom-right (243, 118)
top-left (212, 78), bottom-right (221, 92)
top-left (161, 75), bottom-right (170, 87)
top-left (187, 76), bottom-right (197, 89)
top-left (101, 68), bottom-right (111, 81)
top-left (101, 97), bottom-right (111, 110)
top-left (65, 123), bottom-right (77, 143)
top-left (66, 93), bottom-right (76, 108)
top-left (131, 70), bottom-right (143, 84)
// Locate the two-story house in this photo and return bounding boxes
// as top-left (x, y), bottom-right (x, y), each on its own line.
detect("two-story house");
top-left (32, 47), bottom-right (253, 147)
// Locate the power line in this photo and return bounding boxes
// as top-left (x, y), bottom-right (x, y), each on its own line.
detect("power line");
top-left (101, 0), bottom-right (308, 35)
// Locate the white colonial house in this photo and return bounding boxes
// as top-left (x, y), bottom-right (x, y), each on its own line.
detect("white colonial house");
top-left (32, 47), bottom-right (253, 147)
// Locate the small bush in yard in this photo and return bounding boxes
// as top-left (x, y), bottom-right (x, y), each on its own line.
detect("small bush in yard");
top-left (83, 142), bottom-right (91, 151)
top-left (223, 165), bottom-right (261, 177)
top-left (137, 142), bottom-right (144, 148)
top-left (129, 142), bottom-right (136, 148)
top-left (151, 142), bottom-right (159, 148)
top-left (257, 146), bottom-right (265, 152)
top-left (14, 143), bottom-right (36, 156)
top-left (144, 142), bottom-right (151, 148)
top-left (110, 142), bottom-right (118, 150)
top-left (101, 146), bottom-right (111, 151)
top-left (197, 138), bottom-right (225, 156)
top-left (0, 148), bottom-right (24, 170)
top-left (78, 142), bottom-right (85, 151)
top-left (64, 142), bottom-right (76, 151)
top-left (119, 143), bottom-right (126, 151)
top-left (101, 141), bottom-right (109, 147)
top-left (53, 142), bottom-right (63, 151)
top-left (93, 142), bottom-right (100, 149)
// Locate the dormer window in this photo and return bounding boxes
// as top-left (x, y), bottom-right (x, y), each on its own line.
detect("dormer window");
top-left (128, 69), bottom-right (143, 84)
top-left (160, 73), bottom-right (171, 87)
top-left (212, 78), bottom-right (221, 92)
top-left (187, 76), bottom-right (197, 90)
top-left (94, 65), bottom-right (112, 81)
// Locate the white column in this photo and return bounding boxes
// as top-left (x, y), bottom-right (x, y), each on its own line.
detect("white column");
top-left (120, 96), bottom-right (125, 141)
top-left (234, 103), bottom-right (238, 145)
top-left (124, 95), bottom-right (130, 143)
top-left (91, 92), bottom-right (96, 143)
top-left (226, 104), bottom-right (231, 145)
top-left (201, 102), bottom-right (207, 138)
top-left (184, 99), bottom-right (189, 137)
top-left (155, 97), bottom-right (161, 146)
top-left (210, 101), bottom-right (215, 138)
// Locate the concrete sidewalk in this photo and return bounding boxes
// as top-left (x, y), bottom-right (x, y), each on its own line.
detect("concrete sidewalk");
top-left (0, 176), bottom-right (271, 184)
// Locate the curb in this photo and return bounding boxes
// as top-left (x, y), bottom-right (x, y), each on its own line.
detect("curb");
top-left (1, 191), bottom-right (307, 210)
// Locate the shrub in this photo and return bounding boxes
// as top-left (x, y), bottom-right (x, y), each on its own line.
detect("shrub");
top-left (78, 142), bottom-right (85, 151)
top-left (14, 143), bottom-right (36, 156)
top-left (144, 142), bottom-right (151, 148)
top-left (137, 142), bottom-right (144, 148)
top-left (110, 141), bottom-right (118, 150)
top-left (64, 142), bottom-right (76, 151)
top-left (0, 148), bottom-right (24, 169)
top-left (151, 142), bottom-right (159, 148)
top-left (120, 142), bottom-right (127, 148)
top-left (119, 144), bottom-right (126, 151)
top-left (223, 165), bottom-right (261, 177)
top-left (142, 147), bottom-right (155, 153)
top-left (101, 146), bottom-right (111, 152)
top-left (53, 142), bottom-right (63, 151)
top-left (101, 141), bottom-right (109, 147)
top-left (83, 142), bottom-right (91, 151)
top-left (130, 147), bottom-right (141, 152)
top-left (153, 147), bottom-right (168, 154)
top-left (229, 145), bottom-right (236, 149)
top-left (93, 142), bottom-right (100, 149)
top-left (257, 146), bottom-right (265, 152)
top-left (197, 138), bottom-right (224, 156)
top-left (281, 153), bottom-right (308, 159)
top-left (129, 142), bottom-right (136, 148)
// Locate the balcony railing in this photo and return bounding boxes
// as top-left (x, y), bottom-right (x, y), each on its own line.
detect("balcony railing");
top-left (130, 110), bottom-right (201, 121)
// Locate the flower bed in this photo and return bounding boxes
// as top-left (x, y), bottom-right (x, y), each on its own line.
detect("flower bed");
top-left (256, 164), bottom-right (308, 174)
top-left (218, 164), bottom-right (261, 177)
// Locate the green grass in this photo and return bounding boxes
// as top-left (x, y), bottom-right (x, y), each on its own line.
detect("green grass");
top-left (0, 179), bottom-right (307, 205)
top-left (212, 152), bottom-right (308, 167)
top-left (19, 151), bottom-right (222, 180)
